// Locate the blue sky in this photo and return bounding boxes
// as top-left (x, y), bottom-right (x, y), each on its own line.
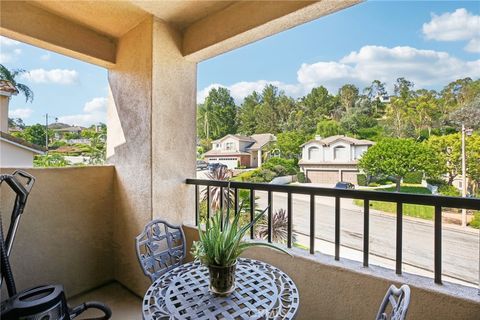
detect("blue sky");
top-left (1, 1), bottom-right (479, 127)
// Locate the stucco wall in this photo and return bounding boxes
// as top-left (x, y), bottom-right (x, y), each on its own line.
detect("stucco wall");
top-left (108, 17), bottom-right (154, 296)
top-left (1, 95), bottom-right (10, 132)
top-left (151, 18), bottom-right (196, 227)
top-left (0, 140), bottom-right (35, 167)
top-left (0, 167), bottom-right (114, 297)
top-left (183, 225), bottom-right (480, 320)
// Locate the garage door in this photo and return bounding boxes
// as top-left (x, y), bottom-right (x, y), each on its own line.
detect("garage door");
top-left (341, 171), bottom-right (358, 184)
top-left (306, 170), bottom-right (339, 184)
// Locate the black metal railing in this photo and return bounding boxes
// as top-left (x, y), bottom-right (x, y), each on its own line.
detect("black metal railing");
top-left (186, 178), bottom-right (480, 285)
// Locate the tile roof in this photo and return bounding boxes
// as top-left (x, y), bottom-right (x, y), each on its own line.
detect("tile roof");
top-left (247, 133), bottom-right (276, 150)
top-left (0, 131), bottom-right (46, 153)
top-left (0, 80), bottom-right (19, 95)
top-left (301, 135), bottom-right (374, 147)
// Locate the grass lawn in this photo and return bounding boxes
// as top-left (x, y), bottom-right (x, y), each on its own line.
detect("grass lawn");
top-left (354, 185), bottom-right (434, 220)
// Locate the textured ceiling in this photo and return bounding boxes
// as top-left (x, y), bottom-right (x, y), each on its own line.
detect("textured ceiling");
top-left (29, 0), bottom-right (236, 38)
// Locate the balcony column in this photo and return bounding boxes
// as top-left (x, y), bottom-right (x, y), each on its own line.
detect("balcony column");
top-left (151, 18), bottom-right (197, 225)
top-left (107, 16), bottom-right (196, 297)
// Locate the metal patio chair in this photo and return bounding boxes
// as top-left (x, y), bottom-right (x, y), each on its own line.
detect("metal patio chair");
top-left (135, 219), bottom-right (186, 283)
top-left (375, 284), bottom-right (411, 320)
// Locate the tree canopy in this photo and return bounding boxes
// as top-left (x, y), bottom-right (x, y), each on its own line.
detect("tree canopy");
top-left (359, 138), bottom-right (442, 191)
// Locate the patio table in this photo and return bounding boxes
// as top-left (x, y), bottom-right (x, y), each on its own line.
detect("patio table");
top-left (142, 258), bottom-right (299, 320)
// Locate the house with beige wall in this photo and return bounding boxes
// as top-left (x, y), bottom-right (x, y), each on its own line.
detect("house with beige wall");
top-left (0, 80), bottom-right (45, 167)
top-left (299, 135), bottom-right (374, 184)
top-left (204, 133), bottom-right (276, 169)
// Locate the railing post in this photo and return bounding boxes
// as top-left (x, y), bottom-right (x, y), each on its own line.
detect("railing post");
top-left (434, 205), bottom-right (442, 284)
top-left (287, 192), bottom-right (292, 248)
top-left (268, 191), bottom-right (273, 243)
top-left (396, 202), bottom-right (403, 275)
top-left (335, 196), bottom-right (340, 261)
top-left (250, 189), bottom-right (255, 239)
top-left (220, 187), bottom-right (224, 230)
top-left (195, 185), bottom-right (199, 226)
top-left (363, 199), bottom-right (370, 267)
top-left (234, 188), bottom-right (239, 214)
top-left (207, 186), bottom-right (211, 220)
top-left (310, 194), bottom-right (315, 254)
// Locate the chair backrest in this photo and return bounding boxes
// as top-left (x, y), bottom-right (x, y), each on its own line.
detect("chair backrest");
top-left (375, 284), bottom-right (411, 320)
top-left (135, 219), bottom-right (186, 282)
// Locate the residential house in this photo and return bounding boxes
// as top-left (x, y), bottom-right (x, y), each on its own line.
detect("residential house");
top-left (204, 133), bottom-right (276, 169)
top-left (0, 80), bottom-right (45, 167)
top-left (0, 132), bottom-right (45, 167)
top-left (299, 135), bottom-right (374, 184)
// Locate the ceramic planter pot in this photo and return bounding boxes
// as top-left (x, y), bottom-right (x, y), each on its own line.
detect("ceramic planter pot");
top-left (207, 260), bottom-right (237, 295)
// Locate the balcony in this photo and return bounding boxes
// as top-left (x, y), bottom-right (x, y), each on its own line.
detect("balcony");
top-left (1, 1), bottom-right (480, 319)
top-left (1, 166), bottom-right (478, 319)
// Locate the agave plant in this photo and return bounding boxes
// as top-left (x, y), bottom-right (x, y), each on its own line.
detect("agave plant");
top-left (200, 166), bottom-right (234, 211)
top-left (192, 204), bottom-right (291, 267)
top-left (256, 208), bottom-right (293, 244)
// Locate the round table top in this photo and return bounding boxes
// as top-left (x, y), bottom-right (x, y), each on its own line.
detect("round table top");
top-left (142, 258), bottom-right (299, 320)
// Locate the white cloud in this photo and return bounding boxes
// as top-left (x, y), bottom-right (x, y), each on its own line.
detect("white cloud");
top-left (198, 45), bottom-right (480, 102)
top-left (465, 37), bottom-right (480, 53)
top-left (83, 97), bottom-right (107, 113)
top-left (40, 53), bottom-right (51, 61)
top-left (8, 108), bottom-right (33, 119)
top-left (57, 97), bottom-right (107, 127)
top-left (0, 36), bottom-right (22, 63)
top-left (22, 69), bottom-right (79, 84)
top-left (423, 8), bottom-right (480, 41)
top-left (422, 8), bottom-right (480, 53)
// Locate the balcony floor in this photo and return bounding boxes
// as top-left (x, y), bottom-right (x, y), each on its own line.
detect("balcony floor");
top-left (69, 282), bottom-right (142, 320)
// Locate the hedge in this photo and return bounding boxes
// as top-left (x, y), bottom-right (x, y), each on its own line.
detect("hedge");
top-left (357, 174), bottom-right (367, 186)
top-left (403, 171), bottom-right (423, 184)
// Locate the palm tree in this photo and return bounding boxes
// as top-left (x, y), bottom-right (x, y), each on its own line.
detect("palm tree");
top-left (0, 64), bottom-right (34, 102)
top-left (200, 167), bottom-right (235, 211)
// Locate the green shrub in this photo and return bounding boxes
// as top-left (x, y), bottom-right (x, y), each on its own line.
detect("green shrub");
top-left (262, 158), bottom-right (298, 175)
top-left (438, 185), bottom-right (461, 197)
top-left (469, 212), bottom-right (480, 229)
top-left (403, 171), bottom-right (423, 184)
top-left (357, 174), bottom-right (367, 186)
top-left (232, 170), bottom-right (257, 182)
top-left (297, 172), bottom-right (306, 183)
top-left (368, 182), bottom-right (380, 187)
top-left (250, 169), bottom-right (277, 182)
top-left (426, 178), bottom-right (447, 186)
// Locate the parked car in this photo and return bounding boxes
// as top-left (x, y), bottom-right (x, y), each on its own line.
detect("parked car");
top-left (334, 182), bottom-right (355, 190)
top-left (207, 162), bottom-right (227, 172)
top-left (196, 160), bottom-right (208, 171)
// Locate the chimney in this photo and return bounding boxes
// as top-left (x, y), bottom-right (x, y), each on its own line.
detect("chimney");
top-left (0, 80), bottom-right (19, 133)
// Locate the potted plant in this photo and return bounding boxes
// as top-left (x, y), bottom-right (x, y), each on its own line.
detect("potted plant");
top-left (191, 203), bottom-right (291, 295)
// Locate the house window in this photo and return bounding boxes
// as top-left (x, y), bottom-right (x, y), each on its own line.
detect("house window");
top-left (226, 142), bottom-right (234, 150)
top-left (216, 143), bottom-right (221, 149)
top-left (308, 147), bottom-right (320, 161)
top-left (334, 146), bottom-right (347, 160)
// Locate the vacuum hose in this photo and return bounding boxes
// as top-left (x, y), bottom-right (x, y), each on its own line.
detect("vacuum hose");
top-left (0, 208), bottom-right (17, 297)
top-left (70, 301), bottom-right (112, 319)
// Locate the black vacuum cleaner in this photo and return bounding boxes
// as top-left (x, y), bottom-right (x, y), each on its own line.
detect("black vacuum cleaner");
top-left (0, 170), bottom-right (112, 320)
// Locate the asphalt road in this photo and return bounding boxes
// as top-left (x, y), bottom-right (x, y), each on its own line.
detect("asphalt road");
top-left (254, 191), bottom-right (480, 285)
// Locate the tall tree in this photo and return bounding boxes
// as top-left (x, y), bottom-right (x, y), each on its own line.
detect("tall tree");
top-left (255, 85), bottom-right (296, 134)
top-left (237, 91), bottom-right (261, 135)
top-left (197, 87), bottom-right (237, 140)
top-left (426, 134), bottom-right (461, 185)
top-left (0, 64), bottom-right (34, 102)
top-left (337, 84), bottom-right (359, 114)
top-left (359, 138), bottom-right (441, 191)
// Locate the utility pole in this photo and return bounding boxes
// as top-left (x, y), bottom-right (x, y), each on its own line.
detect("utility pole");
top-left (45, 113), bottom-right (49, 153)
top-left (461, 124), bottom-right (473, 228)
